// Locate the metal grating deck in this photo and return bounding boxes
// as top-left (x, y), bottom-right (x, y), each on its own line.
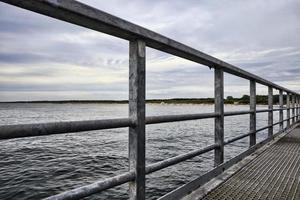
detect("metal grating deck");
top-left (202, 126), bottom-right (300, 200)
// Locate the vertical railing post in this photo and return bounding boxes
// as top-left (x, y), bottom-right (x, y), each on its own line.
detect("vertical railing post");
top-left (292, 94), bottom-right (295, 124)
top-left (279, 90), bottom-right (283, 131)
top-left (296, 95), bottom-right (299, 121)
top-left (296, 96), bottom-right (298, 121)
top-left (250, 80), bottom-right (256, 146)
top-left (298, 96), bottom-right (300, 121)
top-left (287, 93), bottom-right (290, 128)
top-left (268, 87), bottom-right (273, 138)
top-left (214, 68), bottom-right (224, 166)
top-left (129, 39), bottom-right (146, 200)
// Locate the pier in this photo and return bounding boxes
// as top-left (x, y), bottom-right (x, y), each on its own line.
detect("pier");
top-left (0, 1), bottom-right (299, 200)
top-left (184, 125), bottom-right (300, 200)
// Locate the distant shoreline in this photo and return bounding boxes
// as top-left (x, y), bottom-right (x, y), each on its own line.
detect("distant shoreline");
top-left (0, 99), bottom-right (213, 104)
top-left (0, 95), bottom-right (281, 105)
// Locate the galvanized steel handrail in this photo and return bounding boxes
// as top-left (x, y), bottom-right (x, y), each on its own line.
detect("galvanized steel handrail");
top-left (146, 112), bottom-right (219, 124)
top-left (43, 143), bottom-right (218, 200)
top-left (224, 132), bottom-right (252, 145)
top-left (0, 118), bottom-right (132, 139)
top-left (145, 144), bottom-right (218, 174)
top-left (224, 119), bottom-right (290, 146)
top-left (0, 113), bottom-right (219, 139)
top-left (44, 171), bottom-right (136, 200)
top-left (0, 1), bottom-right (300, 200)
top-left (0, 109), bottom-right (290, 140)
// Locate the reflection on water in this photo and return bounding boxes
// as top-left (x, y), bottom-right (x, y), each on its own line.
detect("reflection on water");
top-left (0, 103), bottom-right (283, 199)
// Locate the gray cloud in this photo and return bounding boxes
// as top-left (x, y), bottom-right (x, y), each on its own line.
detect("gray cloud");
top-left (0, 82), bottom-right (128, 92)
top-left (0, 0), bottom-right (299, 101)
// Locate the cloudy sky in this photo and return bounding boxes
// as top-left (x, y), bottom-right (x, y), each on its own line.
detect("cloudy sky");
top-left (0, 0), bottom-right (299, 101)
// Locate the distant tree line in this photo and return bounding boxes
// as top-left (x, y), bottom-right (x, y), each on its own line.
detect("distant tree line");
top-left (148, 94), bottom-right (286, 105)
top-left (1, 95), bottom-right (286, 105)
top-left (225, 94), bottom-right (285, 105)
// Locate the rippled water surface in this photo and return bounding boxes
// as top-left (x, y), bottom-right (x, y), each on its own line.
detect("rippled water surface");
top-left (0, 103), bottom-right (283, 199)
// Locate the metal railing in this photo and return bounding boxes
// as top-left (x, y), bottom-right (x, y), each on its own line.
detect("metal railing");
top-left (0, 1), bottom-right (299, 200)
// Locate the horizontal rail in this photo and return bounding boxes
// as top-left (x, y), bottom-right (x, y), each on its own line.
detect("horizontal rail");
top-left (256, 108), bottom-right (287, 113)
top-left (146, 144), bottom-right (218, 174)
top-left (0, 113), bottom-right (218, 140)
top-left (0, 118), bottom-right (132, 140)
top-left (257, 107), bottom-right (299, 112)
top-left (272, 121), bottom-right (281, 126)
top-left (146, 113), bottom-right (219, 124)
top-left (45, 144), bottom-right (218, 200)
top-left (44, 171), bottom-right (135, 200)
top-left (224, 119), bottom-right (289, 145)
top-left (256, 109), bottom-right (271, 113)
top-left (255, 125), bottom-right (272, 133)
top-left (224, 132), bottom-right (252, 145)
top-left (0, 109), bottom-right (291, 140)
top-left (283, 118), bottom-right (291, 122)
top-left (1, 0), bottom-right (298, 95)
top-left (224, 110), bottom-right (252, 116)
top-left (273, 108), bottom-right (288, 111)
top-left (255, 118), bottom-right (290, 134)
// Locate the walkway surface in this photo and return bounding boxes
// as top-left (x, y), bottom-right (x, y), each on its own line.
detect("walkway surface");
top-left (202, 125), bottom-right (300, 200)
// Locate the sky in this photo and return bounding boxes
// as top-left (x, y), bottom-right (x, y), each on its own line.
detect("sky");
top-left (0, 0), bottom-right (299, 101)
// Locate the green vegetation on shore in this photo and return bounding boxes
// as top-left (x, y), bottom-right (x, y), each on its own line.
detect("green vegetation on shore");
top-left (224, 95), bottom-right (282, 105)
top-left (0, 94), bottom-right (284, 105)
top-left (149, 94), bottom-right (282, 104)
